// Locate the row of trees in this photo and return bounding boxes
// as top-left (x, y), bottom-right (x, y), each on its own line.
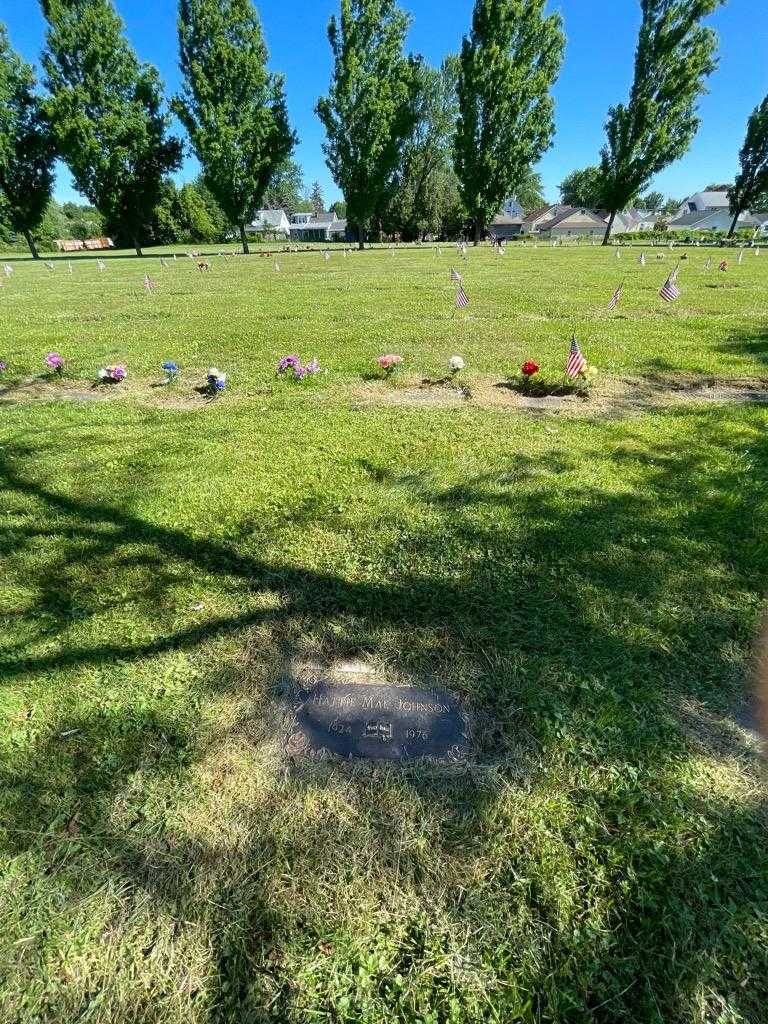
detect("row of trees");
top-left (1, 0), bottom-right (767, 256)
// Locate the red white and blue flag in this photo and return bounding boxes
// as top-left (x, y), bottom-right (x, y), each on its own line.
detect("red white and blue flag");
top-left (659, 264), bottom-right (681, 302)
top-left (456, 285), bottom-right (469, 308)
top-left (608, 280), bottom-right (624, 310)
top-left (565, 334), bottom-right (587, 378)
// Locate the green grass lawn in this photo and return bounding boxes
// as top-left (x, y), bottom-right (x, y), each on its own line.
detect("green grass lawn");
top-left (1, 244), bottom-right (767, 1023)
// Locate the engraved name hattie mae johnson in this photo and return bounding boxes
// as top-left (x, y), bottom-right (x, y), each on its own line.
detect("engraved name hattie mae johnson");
top-left (287, 682), bottom-right (472, 762)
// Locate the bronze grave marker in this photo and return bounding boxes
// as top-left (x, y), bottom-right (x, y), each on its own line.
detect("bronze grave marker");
top-left (285, 681), bottom-right (471, 762)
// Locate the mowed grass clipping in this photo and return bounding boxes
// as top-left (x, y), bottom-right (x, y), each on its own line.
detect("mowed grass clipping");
top-left (0, 244), bottom-right (767, 1024)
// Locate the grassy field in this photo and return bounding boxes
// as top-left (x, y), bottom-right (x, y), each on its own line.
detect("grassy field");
top-left (1, 243), bottom-right (767, 1024)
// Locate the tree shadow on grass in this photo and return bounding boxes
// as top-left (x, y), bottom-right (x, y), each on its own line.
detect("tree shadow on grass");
top-left (1, 407), bottom-right (767, 1021)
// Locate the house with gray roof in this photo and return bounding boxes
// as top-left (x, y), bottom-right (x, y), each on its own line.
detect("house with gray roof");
top-left (289, 211), bottom-right (351, 242)
top-left (248, 209), bottom-right (290, 237)
top-left (537, 207), bottom-right (607, 239)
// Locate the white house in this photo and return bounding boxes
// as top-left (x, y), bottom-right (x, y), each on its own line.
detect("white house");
top-left (249, 209), bottom-right (290, 237)
top-left (289, 211), bottom-right (350, 242)
top-left (675, 190), bottom-right (731, 216)
top-left (537, 207), bottom-right (608, 239)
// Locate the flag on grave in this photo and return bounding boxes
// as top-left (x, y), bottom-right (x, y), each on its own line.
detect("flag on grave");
top-left (705, 256), bottom-right (712, 270)
top-left (68, 262), bottom-right (73, 273)
top-left (738, 250), bottom-right (743, 265)
top-left (659, 265), bottom-right (681, 302)
top-left (456, 285), bottom-right (469, 308)
top-left (608, 280), bottom-right (624, 310)
top-left (97, 259), bottom-right (106, 271)
top-left (639, 253), bottom-right (646, 266)
top-left (450, 268), bottom-right (462, 282)
top-left (45, 261), bottom-right (54, 271)
top-left (565, 334), bottom-right (587, 378)
top-left (160, 257), bottom-right (168, 268)
top-left (3, 263), bottom-right (12, 277)
top-left (144, 273), bottom-right (156, 293)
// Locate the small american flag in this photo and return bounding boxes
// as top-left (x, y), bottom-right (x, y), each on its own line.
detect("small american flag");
top-left (323, 251), bottom-right (330, 261)
top-left (639, 253), bottom-right (646, 266)
top-left (3, 263), bottom-right (12, 277)
top-left (608, 280), bottom-right (624, 310)
top-left (456, 285), bottom-right (469, 308)
top-left (756, 247), bottom-right (761, 256)
top-left (160, 257), bottom-right (168, 268)
top-left (615, 249), bottom-right (621, 260)
top-left (68, 262), bottom-right (73, 274)
top-left (450, 268), bottom-right (462, 282)
top-left (659, 265), bottom-right (681, 302)
top-left (45, 261), bottom-right (54, 271)
top-left (97, 259), bottom-right (106, 271)
top-left (565, 334), bottom-right (587, 378)
top-left (144, 273), bottom-right (156, 293)
top-left (738, 250), bottom-right (743, 265)
top-left (274, 262), bottom-right (281, 272)
top-left (705, 256), bottom-right (712, 270)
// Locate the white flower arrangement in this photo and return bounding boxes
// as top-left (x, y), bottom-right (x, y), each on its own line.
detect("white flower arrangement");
top-left (448, 355), bottom-right (465, 374)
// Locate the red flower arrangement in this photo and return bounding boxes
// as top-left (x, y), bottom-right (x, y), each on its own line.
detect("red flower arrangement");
top-left (521, 360), bottom-right (539, 377)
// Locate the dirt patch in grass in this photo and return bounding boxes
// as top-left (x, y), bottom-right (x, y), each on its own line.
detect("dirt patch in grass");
top-left (466, 376), bottom-right (768, 418)
top-left (355, 379), bottom-right (471, 408)
top-left (0, 376), bottom-right (123, 406)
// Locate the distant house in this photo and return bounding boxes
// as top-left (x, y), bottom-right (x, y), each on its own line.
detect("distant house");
top-left (289, 211), bottom-right (350, 242)
top-left (249, 209), bottom-right (290, 237)
top-left (667, 209), bottom-right (749, 233)
top-left (500, 198), bottom-right (525, 218)
top-left (675, 190), bottom-right (731, 217)
top-left (521, 205), bottom-right (563, 234)
top-left (751, 212), bottom-right (768, 236)
top-left (489, 213), bottom-right (524, 240)
top-left (537, 207), bottom-right (607, 239)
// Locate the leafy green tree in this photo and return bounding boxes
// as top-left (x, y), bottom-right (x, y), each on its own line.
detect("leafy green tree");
top-left (175, 0), bottom-right (296, 254)
top-left (598, 0), bottom-right (724, 245)
top-left (663, 196), bottom-right (683, 215)
top-left (507, 168), bottom-right (545, 215)
top-left (385, 57), bottom-right (461, 240)
top-left (329, 199), bottom-right (347, 218)
top-left (728, 95), bottom-right (768, 236)
top-left (316, 0), bottom-right (420, 249)
top-left (263, 158), bottom-right (305, 216)
top-left (455, 0), bottom-right (564, 243)
top-left (309, 181), bottom-right (325, 215)
top-left (558, 166), bottom-right (605, 208)
top-left (0, 25), bottom-right (56, 259)
top-left (640, 190), bottom-right (664, 211)
top-left (42, 0), bottom-right (182, 256)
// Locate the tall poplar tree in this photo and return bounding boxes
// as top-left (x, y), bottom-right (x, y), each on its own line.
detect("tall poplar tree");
top-left (176, 0), bottom-right (296, 255)
top-left (42, 0), bottom-right (182, 256)
top-left (0, 25), bottom-right (56, 259)
top-left (316, 0), bottom-right (420, 249)
top-left (454, 0), bottom-right (564, 244)
top-left (598, 0), bottom-right (724, 245)
top-left (728, 95), bottom-right (768, 237)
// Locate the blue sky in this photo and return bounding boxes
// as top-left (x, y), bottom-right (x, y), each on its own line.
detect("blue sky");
top-left (3, 0), bottom-right (766, 207)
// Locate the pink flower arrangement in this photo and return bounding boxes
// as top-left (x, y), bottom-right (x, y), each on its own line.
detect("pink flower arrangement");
top-left (45, 352), bottom-right (64, 375)
top-left (377, 354), bottom-right (403, 375)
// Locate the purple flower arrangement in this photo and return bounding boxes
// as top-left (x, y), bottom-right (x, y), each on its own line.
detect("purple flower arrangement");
top-left (45, 352), bottom-right (64, 376)
top-left (277, 355), bottom-right (321, 381)
top-left (0, 360), bottom-right (6, 374)
top-left (98, 365), bottom-right (127, 383)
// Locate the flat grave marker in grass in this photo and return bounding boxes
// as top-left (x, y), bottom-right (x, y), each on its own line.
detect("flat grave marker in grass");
top-left (285, 680), bottom-right (472, 763)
